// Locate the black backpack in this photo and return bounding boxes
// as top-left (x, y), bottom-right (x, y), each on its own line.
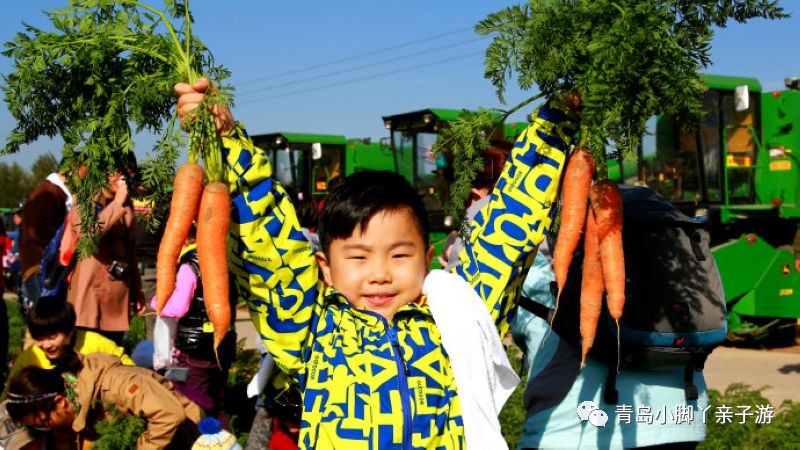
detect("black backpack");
top-left (520, 185), bottom-right (727, 403)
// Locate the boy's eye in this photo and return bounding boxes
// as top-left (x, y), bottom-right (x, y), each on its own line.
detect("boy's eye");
top-left (392, 253), bottom-right (410, 259)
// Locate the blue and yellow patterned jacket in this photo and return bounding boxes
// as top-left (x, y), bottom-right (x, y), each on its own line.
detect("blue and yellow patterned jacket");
top-left (221, 100), bottom-right (578, 449)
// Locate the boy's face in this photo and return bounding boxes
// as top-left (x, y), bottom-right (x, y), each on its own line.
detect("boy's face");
top-left (33, 332), bottom-right (69, 360)
top-left (317, 208), bottom-right (434, 320)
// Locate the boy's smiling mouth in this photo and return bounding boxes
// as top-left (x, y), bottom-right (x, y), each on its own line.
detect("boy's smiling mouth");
top-left (364, 293), bottom-right (395, 307)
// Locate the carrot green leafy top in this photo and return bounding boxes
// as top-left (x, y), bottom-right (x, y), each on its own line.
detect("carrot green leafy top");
top-left (2, 0), bottom-right (231, 255)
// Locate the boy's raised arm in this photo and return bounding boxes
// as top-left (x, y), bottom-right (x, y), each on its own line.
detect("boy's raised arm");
top-left (175, 79), bottom-right (318, 377)
top-left (453, 97), bottom-right (580, 336)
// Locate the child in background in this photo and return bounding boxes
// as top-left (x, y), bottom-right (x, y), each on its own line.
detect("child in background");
top-left (175, 78), bottom-right (580, 449)
top-left (152, 226), bottom-right (236, 429)
top-left (4, 296), bottom-right (134, 396)
top-left (5, 349), bottom-right (203, 449)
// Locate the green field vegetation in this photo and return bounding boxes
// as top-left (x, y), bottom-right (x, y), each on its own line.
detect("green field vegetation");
top-left (4, 297), bottom-right (800, 447)
top-left (700, 384), bottom-right (800, 449)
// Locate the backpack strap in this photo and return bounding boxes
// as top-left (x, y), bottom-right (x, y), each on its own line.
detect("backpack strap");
top-left (517, 295), bottom-right (553, 322)
top-left (684, 363), bottom-right (699, 401)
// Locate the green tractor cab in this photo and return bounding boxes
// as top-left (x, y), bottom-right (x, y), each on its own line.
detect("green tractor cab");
top-left (380, 108), bottom-right (527, 264)
top-left (250, 132), bottom-right (348, 202)
top-left (380, 108), bottom-right (524, 231)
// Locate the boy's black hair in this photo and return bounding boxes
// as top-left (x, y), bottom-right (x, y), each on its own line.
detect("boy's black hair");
top-left (27, 296), bottom-right (76, 340)
top-left (318, 170), bottom-right (429, 253)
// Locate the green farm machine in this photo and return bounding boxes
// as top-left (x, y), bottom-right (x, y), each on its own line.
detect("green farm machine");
top-left (251, 82), bottom-right (800, 342)
top-left (251, 109), bottom-right (526, 260)
top-left (625, 74), bottom-right (800, 343)
top-left (380, 108), bottom-right (524, 230)
top-left (250, 132), bottom-right (396, 203)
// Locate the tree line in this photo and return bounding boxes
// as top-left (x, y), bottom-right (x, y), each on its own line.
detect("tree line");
top-left (0, 153), bottom-right (58, 208)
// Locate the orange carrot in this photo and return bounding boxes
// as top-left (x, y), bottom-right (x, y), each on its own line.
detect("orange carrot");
top-left (580, 208), bottom-right (604, 366)
top-left (589, 180), bottom-right (625, 320)
top-left (552, 147), bottom-right (595, 300)
top-left (156, 162), bottom-right (204, 313)
top-left (196, 181), bottom-right (231, 351)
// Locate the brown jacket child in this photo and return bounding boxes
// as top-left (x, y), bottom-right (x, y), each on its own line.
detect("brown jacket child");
top-left (6, 351), bottom-right (202, 450)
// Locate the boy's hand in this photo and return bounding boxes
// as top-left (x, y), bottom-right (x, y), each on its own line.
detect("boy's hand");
top-left (174, 77), bottom-right (235, 134)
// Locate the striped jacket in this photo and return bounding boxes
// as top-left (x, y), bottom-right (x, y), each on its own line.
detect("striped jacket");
top-left (221, 100), bottom-right (578, 449)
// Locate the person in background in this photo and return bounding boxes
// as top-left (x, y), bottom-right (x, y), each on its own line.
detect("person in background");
top-left (4, 295), bottom-right (135, 396)
top-left (18, 163), bottom-right (72, 313)
top-left (65, 158), bottom-right (144, 346)
top-left (5, 210), bottom-right (22, 295)
top-left (0, 401), bottom-right (39, 450)
top-left (510, 237), bottom-right (708, 449)
top-left (443, 142), bottom-right (512, 270)
top-left (0, 220), bottom-right (12, 270)
top-left (315, 175), bottom-right (342, 213)
top-left (152, 225), bottom-right (236, 429)
top-left (6, 348), bottom-right (203, 450)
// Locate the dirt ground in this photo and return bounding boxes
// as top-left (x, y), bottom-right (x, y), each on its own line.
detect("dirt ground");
top-left (703, 341), bottom-right (800, 407)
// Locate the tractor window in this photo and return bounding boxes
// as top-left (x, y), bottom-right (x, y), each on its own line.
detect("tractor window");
top-left (673, 91), bottom-right (722, 202)
top-left (416, 132), bottom-right (447, 211)
top-left (642, 113), bottom-right (702, 203)
top-left (721, 91), bottom-right (758, 203)
top-left (311, 146), bottom-right (343, 198)
top-left (643, 91), bottom-right (721, 203)
top-left (416, 132), bottom-right (439, 180)
top-left (701, 92), bottom-right (723, 201)
top-left (393, 130), bottom-right (414, 166)
top-left (273, 147), bottom-right (304, 191)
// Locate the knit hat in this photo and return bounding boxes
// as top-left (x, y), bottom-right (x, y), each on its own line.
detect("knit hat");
top-left (192, 417), bottom-right (242, 450)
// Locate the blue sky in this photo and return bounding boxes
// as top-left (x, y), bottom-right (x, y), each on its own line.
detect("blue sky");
top-left (1, 1), bottom-right (798, 170)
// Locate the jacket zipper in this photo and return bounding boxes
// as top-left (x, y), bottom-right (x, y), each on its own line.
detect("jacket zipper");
top-left (386, 323), bottom-right (413, 450)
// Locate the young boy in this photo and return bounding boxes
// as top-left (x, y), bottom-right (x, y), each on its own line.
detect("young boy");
top-left (3, 296), bottom-right (134, 396)
top-left (176, 78), bottom-right (580, 449)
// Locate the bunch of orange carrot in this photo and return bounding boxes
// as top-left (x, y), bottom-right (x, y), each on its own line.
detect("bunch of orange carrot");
top-left (155, 162), bottom-right (231, 353)
top-left (551, 147), bottom-right (625, 366)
